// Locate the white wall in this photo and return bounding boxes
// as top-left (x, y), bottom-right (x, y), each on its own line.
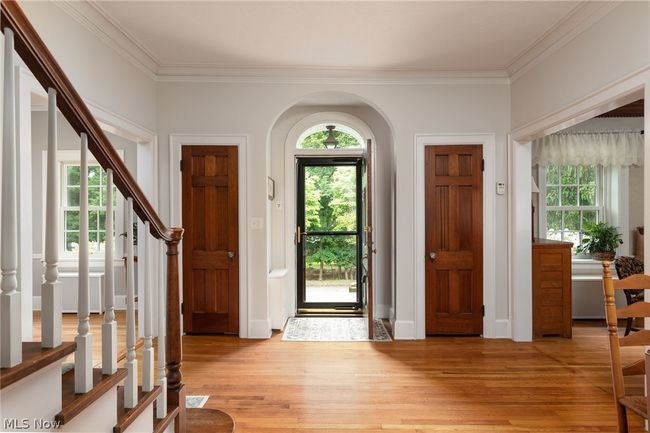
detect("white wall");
top-left (157, 81), bottom-right (510, 338)
top-left (31, 111), bottom-right (137, 301)
top-left (19, 1), bottom-right (157, 132)
top-left (511, 1), bottom-right (650, 131)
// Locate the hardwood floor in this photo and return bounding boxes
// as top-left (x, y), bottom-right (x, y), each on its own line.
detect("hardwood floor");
top-left (181, 321), bottom-right (646, 433)
top-left (32, 311), bottom-right (139, 367)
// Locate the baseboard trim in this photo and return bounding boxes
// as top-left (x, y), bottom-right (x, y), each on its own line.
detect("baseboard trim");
top-left (493, 319), bottom-right (511, 339)
top-left (393, 320), bottom-right (417, 340)
top-left (248, 319), bottom-right (272, 339)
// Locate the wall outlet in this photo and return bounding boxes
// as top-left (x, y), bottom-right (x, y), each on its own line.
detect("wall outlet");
top-left (496, 182), bottom-right (506, 195)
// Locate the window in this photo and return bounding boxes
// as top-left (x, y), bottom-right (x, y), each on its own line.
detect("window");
top-left (297, 123), bottom-right (364, 150)
top-left (61, 163), bottom-right (118, 256)
top-left (542, 164), bottom-right (602, 251)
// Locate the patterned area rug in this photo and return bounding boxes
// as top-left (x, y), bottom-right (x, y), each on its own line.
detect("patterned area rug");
top-left (282, 318), bottom-right (392, 342)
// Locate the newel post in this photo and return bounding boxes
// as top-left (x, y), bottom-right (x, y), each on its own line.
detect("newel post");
top-left (165, 228), bottom-right (185, 433)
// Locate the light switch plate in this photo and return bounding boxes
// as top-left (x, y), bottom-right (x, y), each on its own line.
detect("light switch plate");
top-left (250, 217), bottom-right (263, 230)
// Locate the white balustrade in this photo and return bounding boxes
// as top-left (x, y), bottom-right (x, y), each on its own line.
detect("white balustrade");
top-left (124, 198), bottom-right (138, 408)
top-left (75, 133), bottom-right (93, 393)
top-left (41, 88), bottom-right (61, 349)
top-left (0, 27), bottom-right (21, 368)
top-left (157, 241), bottom-right (167, 418)
top-left (142, 222), bottom-right (154, 392)
top-left (102, 169), bottom-right (117, 374)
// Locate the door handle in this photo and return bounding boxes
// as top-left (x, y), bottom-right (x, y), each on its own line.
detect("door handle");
top-left (227, 251), bottom-right (235, 259)
top-left (295, 226), bottom-right (306, 244)
top-left (429, 252), bottom-right (437, 261)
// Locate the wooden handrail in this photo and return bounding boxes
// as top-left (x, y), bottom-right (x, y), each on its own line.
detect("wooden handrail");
top-left (0, 0), bottom-right (181, 243)
top-left (2, 1), bottom-right (186, 431)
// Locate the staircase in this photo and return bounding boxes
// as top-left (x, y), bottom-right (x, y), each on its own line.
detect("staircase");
top-left (0, 1), bottom-right (230, 432)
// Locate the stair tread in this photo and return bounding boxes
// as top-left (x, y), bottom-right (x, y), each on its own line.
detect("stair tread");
top-left (114, 385), bottom-right (161, 433)
top-left (153, 405), bottom-right (180, 433)
top-left (0, 342), bottom-right (76, 390)
top-left (187, 408), bottom-right (235, 433)
top-left (56, 367), bottom-right (128, 424)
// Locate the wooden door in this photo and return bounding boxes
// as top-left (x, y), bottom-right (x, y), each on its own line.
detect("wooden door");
top-left (182, 145), bottom-right (239, 334)
top-left (363, 139), bottom-right (374, 339)
top-left (425, 145), bottom-right (483, 335)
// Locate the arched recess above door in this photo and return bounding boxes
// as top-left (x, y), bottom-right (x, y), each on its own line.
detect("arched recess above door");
top-left (287, 112), bottom-right (375, 156)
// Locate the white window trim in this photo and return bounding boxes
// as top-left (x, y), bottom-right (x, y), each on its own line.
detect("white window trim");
top-left (537, 164), bottom-right (630, 276)
top-left (42, 149), bottom-right (126, 266)
top-left (538, 164), bottom-right (604, 253)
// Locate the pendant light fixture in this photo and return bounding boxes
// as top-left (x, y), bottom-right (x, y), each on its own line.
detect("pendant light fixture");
top-left (323, 125), bottom-right (339, 149)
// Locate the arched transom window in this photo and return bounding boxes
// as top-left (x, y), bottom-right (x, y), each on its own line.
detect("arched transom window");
top-left (296, 123), bottom-right (365, 150)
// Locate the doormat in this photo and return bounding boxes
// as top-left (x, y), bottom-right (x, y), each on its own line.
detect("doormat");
top-left (282, 317), bottom-right (391, 342)
top-left (186, 395), bottom-right (209, 408)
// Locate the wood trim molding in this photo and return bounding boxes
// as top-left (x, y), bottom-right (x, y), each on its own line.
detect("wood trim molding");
top-left (413, 133), bottom-right (499, 339)
top-left (169, 134), bottom-right (249, 338)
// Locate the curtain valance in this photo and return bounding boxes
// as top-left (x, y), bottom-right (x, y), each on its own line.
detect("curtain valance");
top-left (532, 130), bottom-right (644, 167)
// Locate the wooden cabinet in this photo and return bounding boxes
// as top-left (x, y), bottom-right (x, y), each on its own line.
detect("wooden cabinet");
top-left (532, 238), bottom-right (573, 338)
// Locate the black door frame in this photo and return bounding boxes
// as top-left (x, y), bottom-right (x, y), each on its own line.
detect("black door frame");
top-left (296, 157), bottom-right (363, 311)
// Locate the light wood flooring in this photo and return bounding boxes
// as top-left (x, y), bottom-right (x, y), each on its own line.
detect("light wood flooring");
top-left (31, 314), bottom-right (646, 432)
top-left (32, 310), bottom-right (141, 368)
top-left (182, 321), bottom-right (646, 433)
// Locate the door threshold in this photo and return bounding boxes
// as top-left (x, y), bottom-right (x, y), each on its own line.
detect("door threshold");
top-left (297, 308), bottom-right (362, 317)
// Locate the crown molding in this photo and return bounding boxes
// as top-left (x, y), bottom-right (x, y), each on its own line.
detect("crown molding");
top-left (53, 1), bottom-right (159, 79)
top-left (154, 66), bottom-right (511, 85)
top-left (507, 1), bottom-right (620, 83)
top-left (53, 0), bottom-right (618, 85)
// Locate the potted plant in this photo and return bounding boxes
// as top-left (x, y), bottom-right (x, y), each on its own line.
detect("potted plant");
top-left (577, 222), bottom-right (623, 261)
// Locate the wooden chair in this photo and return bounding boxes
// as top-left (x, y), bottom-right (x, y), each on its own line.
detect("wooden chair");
top-left (602, 260), bottom-right (650, 432)
top-left (615, 256), bottom-right (645, 336)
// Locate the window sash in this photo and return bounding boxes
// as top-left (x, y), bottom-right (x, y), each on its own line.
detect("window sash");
top-left (539, 164), bottom-right (604, 253)
top-left (59, 162), bottom-right (122, 258)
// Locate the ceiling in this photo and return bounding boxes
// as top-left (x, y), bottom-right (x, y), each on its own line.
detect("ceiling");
top-left (64, 1), bottom-right (620, 80)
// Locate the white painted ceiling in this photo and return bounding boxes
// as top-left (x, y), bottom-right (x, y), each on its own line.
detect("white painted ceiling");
top-left (89, 1), bottom-right (592, 75)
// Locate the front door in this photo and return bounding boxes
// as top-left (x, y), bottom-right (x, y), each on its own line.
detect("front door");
top-left (181, 145), bottom-right (239, 334)
top-left (425, 145), bottom-right (483, 335)
top-left (296, 158), bottom-right (363, 311)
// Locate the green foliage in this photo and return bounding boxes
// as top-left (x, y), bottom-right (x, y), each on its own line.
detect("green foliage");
top-left (303, 164), bottom-right (358, 277)
top-left (300, 130), bottom-right (361, 149)
top-left (576, 222), bottom-right (623, 255)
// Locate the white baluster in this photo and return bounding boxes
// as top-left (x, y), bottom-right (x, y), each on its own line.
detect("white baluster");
top-left (0, 27), bottom-right (21, 368)
top-left (124, 198), bottom-right (138, 408)
top-left (42, 88), bottom-right (61, 349)
top-left (75, 133), bottom-right (93, 393)
top-left (156, 241), bottom-right (167, 418)
top-left (101, 169), bottom-right (117, 374)
top-left (142, 222), bottom-right (154, 392)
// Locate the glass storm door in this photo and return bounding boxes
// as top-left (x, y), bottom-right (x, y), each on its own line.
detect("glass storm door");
top-left (296, 158), bottom-right (363, 311)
